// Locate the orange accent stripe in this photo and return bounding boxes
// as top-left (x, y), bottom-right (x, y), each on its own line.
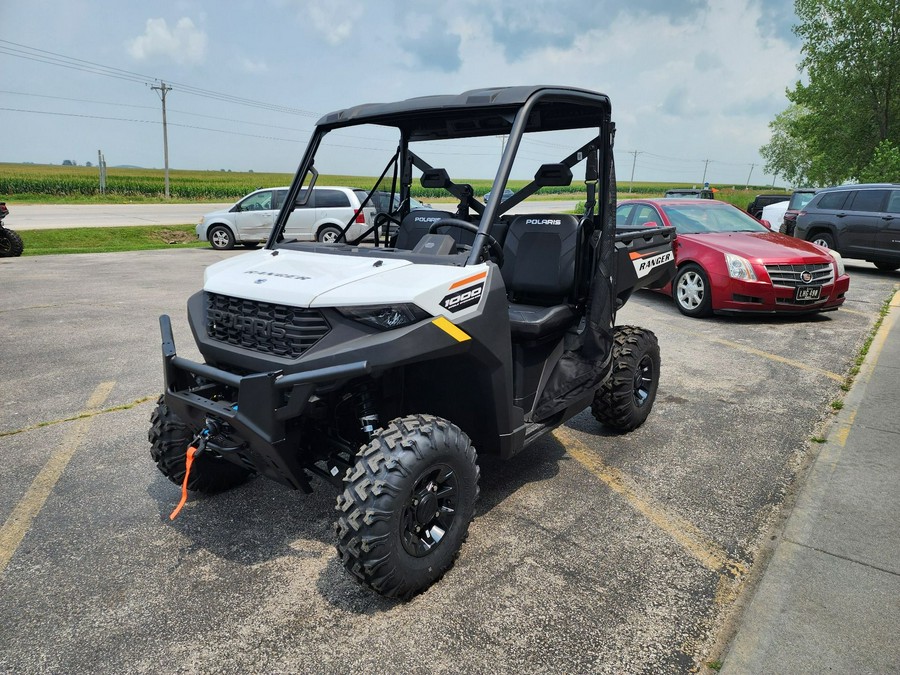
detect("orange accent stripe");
top-left (629, 251), bottom-right (643, 260)
top-left (449, 270), bottom-right (488, 290)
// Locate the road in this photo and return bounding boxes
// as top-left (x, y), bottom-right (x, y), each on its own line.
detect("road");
top-left (1, 248), bottom-right (896, 673)
top-left (9, 201), bottom-right (580, 230)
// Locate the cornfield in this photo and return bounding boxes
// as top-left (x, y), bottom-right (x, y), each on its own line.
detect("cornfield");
top-left (0, 162), bottom-right (782, 210)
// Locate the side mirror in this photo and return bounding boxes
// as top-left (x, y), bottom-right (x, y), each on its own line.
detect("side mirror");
top-left (420, 168), bottom-right (451, 189)
top-left (761, 219), bottom-right (772, 230)
top-left (534, 163), bottom-right (573, 187)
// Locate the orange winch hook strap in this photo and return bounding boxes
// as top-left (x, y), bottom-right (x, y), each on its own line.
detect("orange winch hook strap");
top-left (169, 445), bottom-right (199, 520)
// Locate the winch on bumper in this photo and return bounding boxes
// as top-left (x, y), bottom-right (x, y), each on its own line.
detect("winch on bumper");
top-left (159, 314), bottom-right (371, 491)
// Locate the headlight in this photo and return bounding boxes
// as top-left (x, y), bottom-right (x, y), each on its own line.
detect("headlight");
top-left (336, 304), bottom-right (431, 330)
top-left (827, 248), bottom-right (845, 276)
top-left (724, 253), bottom-right (757, 281)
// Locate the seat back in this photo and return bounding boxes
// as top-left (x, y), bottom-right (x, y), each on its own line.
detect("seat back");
top-left (393, 210), bottom-right (457, 250)
top-left (501, 214), bottom-right (581, 305)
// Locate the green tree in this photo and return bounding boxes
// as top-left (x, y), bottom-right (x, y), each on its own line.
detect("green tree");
top-left (761, 0), bottom-right (900, 184)
top-left (760, 105), bottom-right (814, 185)
top-left (859, 139), bottom-right (900, 181)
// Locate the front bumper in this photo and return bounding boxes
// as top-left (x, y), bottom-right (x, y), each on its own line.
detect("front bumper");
top-left (160, 314), bottom-right (370, 490)
top-left (710, 271), bottom-right (850, 314)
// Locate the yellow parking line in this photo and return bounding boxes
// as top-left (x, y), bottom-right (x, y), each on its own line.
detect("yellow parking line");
top-left (665, 324), bottom-right (844, 382)
top-left (0, 381), bottom-right (115, 577)
top-left (0, 394), bottom-right (154, 439)
top-left (554, 427), bottom-right (747, 578)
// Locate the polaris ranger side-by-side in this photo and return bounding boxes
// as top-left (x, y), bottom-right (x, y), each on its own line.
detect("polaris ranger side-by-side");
top-left (150, 86), bottom-right (676, 599)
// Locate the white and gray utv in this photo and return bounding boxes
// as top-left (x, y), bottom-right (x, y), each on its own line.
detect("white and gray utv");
top-left (150, 86), bottom-right (676, 599)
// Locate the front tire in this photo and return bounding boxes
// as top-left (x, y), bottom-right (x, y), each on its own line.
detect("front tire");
top-left (591, 326), bottom-right (661, 431)
top-left (208, 225), bottom-right (235, 250)
top-left (673, 263), bottom-right (713, 317)
top-left (335, 415), bottom-right (479, 600)
top-left (0, 228), bottom-right (24, 257)
top-left (148, 396), bottom-right (252, 493)
top-left (874, 262), bottom-right (899, 272)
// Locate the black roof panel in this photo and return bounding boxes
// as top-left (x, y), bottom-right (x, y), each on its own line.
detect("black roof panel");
top-left (316, 85), bottom-right (612, 141)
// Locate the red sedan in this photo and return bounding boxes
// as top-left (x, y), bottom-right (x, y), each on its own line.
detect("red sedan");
top-left (616, 199), bottom-right (850, 317)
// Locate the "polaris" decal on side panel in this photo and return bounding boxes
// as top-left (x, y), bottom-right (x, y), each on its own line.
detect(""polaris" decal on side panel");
top-left (633, 251), bottom-right (674, 278)
top-left (440, 283), bottom-right (484, 312)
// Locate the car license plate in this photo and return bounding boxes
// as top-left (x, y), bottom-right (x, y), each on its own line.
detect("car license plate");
top-left (795, 285), bottom-right (821, 301)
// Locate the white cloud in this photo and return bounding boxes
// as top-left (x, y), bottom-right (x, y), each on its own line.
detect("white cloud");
top-left (128, 17), bottom-right (208, 65)
top-left (239, 57), bottom-right (269, 73)
top-left (299, 0), bottom-right (364, 46)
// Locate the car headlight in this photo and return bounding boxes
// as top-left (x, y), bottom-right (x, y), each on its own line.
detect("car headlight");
top-left (725, 253), bottom-right (757, 281)
top-left (336, 304), bottom-right (431, 330)
top-left (827, 248), bottom-right (845, 276)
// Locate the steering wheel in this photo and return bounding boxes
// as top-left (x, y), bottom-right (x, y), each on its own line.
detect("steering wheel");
top-left (427, 218), bottom-right (504, 266)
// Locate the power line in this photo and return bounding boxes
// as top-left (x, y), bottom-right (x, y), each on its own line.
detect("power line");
top-left (0, 39), bottom-right (320, 118)
top-left (0, 107), bottom-right (305, 143)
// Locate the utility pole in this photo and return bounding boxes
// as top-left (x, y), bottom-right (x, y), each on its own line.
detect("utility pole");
top-left (151, 81), bottom-right (172, 198)
top-left (628, 150), bottom-right (642, 194)
top-left (745, 163), bottom-right (755, 190)
top-left (701, 158), bottom-right (711, 184)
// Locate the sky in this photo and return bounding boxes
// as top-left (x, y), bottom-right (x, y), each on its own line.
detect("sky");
top-left (0, 0), bottom-right (803, 186)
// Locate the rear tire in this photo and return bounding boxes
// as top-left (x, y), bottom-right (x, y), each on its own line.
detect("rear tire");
top-left (317, 225), bottom-right (343, 243)
top-left (0, 228), bottom-right (24, 257)
top-left (208, 225), bottom-right (235, 250)
top-left (335, 415), bottom-right (479, 600)
top-left (591, 326), bottom-right (661, 432)
top-left (148, 396), bottom-right (252, 493)
top-left (874, 262), bottom-right (899, 272)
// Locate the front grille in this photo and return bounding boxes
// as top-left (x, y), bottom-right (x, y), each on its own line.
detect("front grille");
top-left (765, 262), bottom-right (834, 288)
top-left (205, 292), bottom-right (330, 359)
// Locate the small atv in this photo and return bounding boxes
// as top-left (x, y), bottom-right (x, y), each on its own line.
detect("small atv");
top-left (0, 202), bottom-right (24, 257)
top-left (150, 86), bottom-right (676, 599)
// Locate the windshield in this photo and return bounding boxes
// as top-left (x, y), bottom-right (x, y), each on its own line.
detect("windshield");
top-left (788, 191), bottom-right (816, 210)
top-left (660, 204), bottom-right (768, 234)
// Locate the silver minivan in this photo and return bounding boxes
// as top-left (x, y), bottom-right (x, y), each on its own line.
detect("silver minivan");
top-left (197, 186), bottom-right (378, 250)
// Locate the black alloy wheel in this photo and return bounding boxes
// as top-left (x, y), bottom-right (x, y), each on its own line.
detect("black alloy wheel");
top-left (591, 325), bottom-right (661, 432)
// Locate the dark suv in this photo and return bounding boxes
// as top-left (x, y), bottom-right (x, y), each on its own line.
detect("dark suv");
top-left (779, 188), bottom-right (818, 236)
top-left (794, 184), bottom-right (900, 271)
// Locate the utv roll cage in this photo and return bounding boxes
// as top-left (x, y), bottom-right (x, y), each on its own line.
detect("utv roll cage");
top-left (267, 86), bottom-right (614, 265)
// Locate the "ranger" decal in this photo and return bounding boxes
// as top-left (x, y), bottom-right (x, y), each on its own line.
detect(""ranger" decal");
top-left (632, 250), bottom-right (674, 278)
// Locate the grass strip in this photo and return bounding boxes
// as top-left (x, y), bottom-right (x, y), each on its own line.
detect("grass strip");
top-left (17, 225), bottom-right (207, 256)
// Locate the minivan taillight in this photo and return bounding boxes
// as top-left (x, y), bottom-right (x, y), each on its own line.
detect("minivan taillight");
top-left (355, 210), bottom-right (366, 224)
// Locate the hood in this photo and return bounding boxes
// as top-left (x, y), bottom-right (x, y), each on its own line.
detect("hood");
top-left (203, 249), bottom-right (412, 307)
top-left (683, 231), bottom-right (832, 263)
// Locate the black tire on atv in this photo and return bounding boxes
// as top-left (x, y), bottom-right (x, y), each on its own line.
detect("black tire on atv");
top-left (335, 414), bottom-right (479, 600)
top-left (148, 395), bottom-right (253, 493)
top-left (591, 325), bottom-right (661, 432)
top-left (0, 228), bottom-right (24, 257)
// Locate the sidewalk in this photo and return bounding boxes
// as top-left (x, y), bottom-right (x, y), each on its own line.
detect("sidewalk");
top-left (721, 291), bottom-right (900, 673)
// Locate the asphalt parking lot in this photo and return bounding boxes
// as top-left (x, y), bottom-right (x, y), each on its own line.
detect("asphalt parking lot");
top-left (1, 249), bottom-right (897, 673)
